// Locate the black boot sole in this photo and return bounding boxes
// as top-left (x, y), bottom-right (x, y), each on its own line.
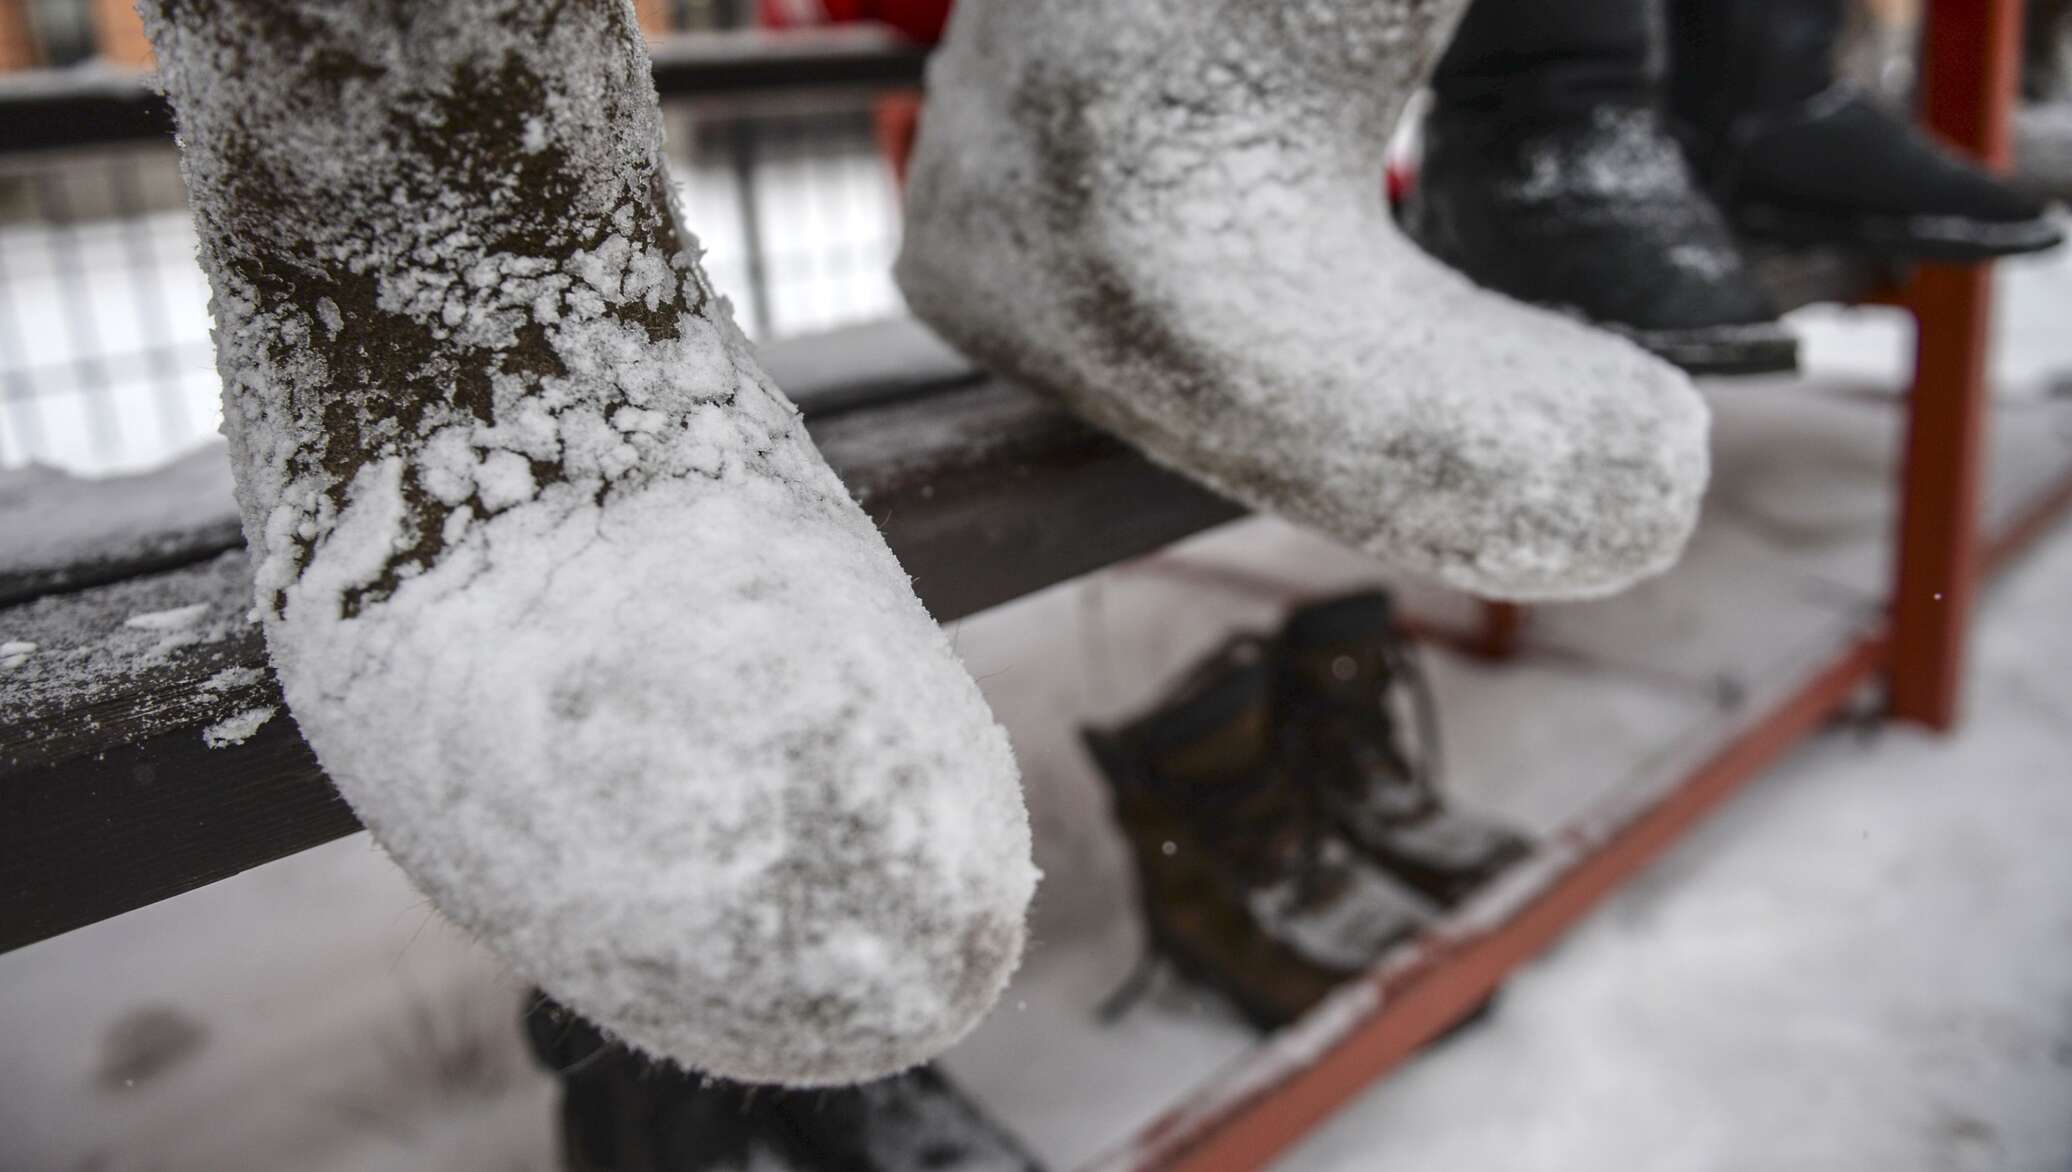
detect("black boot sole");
top-left (1603, 319), bottom-right (1802, 378)
top-left (1737, 202), bottom-right (2067, 262)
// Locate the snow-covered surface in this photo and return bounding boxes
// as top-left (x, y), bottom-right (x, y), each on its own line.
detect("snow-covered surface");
top-left (899, 0), bottom-right (1710, 601)
top-left (1276, 532), bottom-right (2072, 1172)
top-left (201, 703), bottom-right (275, 749)
top-left (0, 550), bottom-right (258, 751)
top-left (0, 441), bottom-right (239, 591)
top-left (2, 278), bottom-right (2070, 1166)
top-left (141, 0), bottom-right (1030, 1087)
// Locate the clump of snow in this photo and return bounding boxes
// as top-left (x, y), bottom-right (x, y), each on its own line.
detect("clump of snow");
top-left (896, 0), bottom-right (1709, 601)
top-left (125, 601), bottom-right (214, 656)
top-left (141, 0), bottom-right (1032, 1086)
top-left (1, 641), bottom-right (36, 672)
top-left (125, 603), bottom-right (210, 632)
top-left (202, 705), bottom-right (277, 749)
top-left (201, 665), bottom-right (265, 693)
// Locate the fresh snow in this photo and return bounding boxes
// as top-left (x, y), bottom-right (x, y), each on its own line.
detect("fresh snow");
top-left (201, 704), bottom-right (276, 749)
top-left (142, 0), bottom-right (1032, 1086)
top-left (1, 552), bottom-right (256, 741)
top-left (200, 665), bottom-right (263, 693)
top-left (124, 602), bottom-right (209, 631)
top-left (0, 443), bottom-right (239, 588)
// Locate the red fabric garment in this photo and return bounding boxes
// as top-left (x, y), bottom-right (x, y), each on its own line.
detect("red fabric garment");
top-left (757, 0), bottom-right (954, 45)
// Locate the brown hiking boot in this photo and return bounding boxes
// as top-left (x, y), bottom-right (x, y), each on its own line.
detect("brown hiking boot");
top-left (1277, 593), bottom-right (1532, 908)
top-left (1083, 639), bottom-right (1428, 1031)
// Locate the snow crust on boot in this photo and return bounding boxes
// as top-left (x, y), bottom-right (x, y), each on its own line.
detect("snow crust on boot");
top-left (898, 0), bottom-right (1711, 602)
top-left (141, 0), bottom-right (1033, 1087)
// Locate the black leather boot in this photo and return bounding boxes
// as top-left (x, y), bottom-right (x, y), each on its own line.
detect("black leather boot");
top-left (1407, 0), bottom-right (1798, 377)
top-left (528, 999), bottom-right (1044, 1172)
top-left (1670, 0), bottom-right (2064, 260)
top-left (2026, 0), bottom-right (2070, 101)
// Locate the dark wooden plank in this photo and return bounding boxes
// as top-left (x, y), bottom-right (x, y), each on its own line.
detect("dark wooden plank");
top-left (0, 375), bottom-right (1236, 953)
top-left (0, 516), bottom-right (244, 610)
top-left (819, 382), bottom-right (1242, 621)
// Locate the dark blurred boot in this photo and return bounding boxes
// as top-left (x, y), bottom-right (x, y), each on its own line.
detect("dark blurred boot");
top-left (1407, 0), bottom-right (1798, 376)
top-left (1277, 593), bottom-right (1532, 908)
top-left (527, 998), bottom-right (1043, 1172)
top-left (2022, 0), bottom-right (2072, 202)
top-left (1670, 0), bottom-right (2064, 259)
top-left (2025, 0), bottom-right (2070, 101)
top-left (1082, 639), bottom-right (1429, 1031)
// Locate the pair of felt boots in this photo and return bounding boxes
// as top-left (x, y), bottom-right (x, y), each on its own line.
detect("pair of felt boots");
top-left (1407, 0), bottom-right (2066, 378)
top-left (1087, 594), bottom-right (1529, 1030)
top-left (144, 0), bottom-right (1707, 1089)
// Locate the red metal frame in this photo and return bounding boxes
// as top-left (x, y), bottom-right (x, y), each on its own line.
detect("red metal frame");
top-left (1079, 3), bottom-right (2072, 1168)
top-left (1887, 0), bottom-right (2026, 729)
top-left (1473, 601), bottom-right (1525, 661)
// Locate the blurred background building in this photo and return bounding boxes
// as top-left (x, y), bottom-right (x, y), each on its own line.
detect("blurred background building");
top-left (0, 0), bottom-right (906, 473)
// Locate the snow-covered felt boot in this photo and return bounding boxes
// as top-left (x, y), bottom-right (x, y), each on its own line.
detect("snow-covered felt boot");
top-left (1406, 0), bottom-right (1797, 377)
top-left (140, 0), bottom-right (1034, 1087)
top-left (1669, 0), bottom-right (2065, 261)
top-left (1276, 593), bottom-right (1529, 907)
top-left (896, 0), bottom-right (1711, 603)
top-left (1082, 639), bottom-right (1429, 1030)
top-left (529, 998), bottom-right (1044, 1172)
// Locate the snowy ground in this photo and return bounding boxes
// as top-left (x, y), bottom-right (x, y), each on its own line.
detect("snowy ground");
top-left (1275, 533), bottom-right (2072, 1171)
top-left (3, 241), bottom-right (2071, 1170)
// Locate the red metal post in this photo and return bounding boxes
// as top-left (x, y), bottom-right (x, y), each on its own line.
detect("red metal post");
top-left (635, 0), bottom-right (671, 38)
top-left (0, 0), bottom-right (37, 72)
top-left (1887, 0), bottom-right (2023, 730)
top-left (92, 0), bottom-right (154, 68)
top-left (1476, 601), bottom-right (1525, 661)
top-left (875, 91), bottom-right (923, 191)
